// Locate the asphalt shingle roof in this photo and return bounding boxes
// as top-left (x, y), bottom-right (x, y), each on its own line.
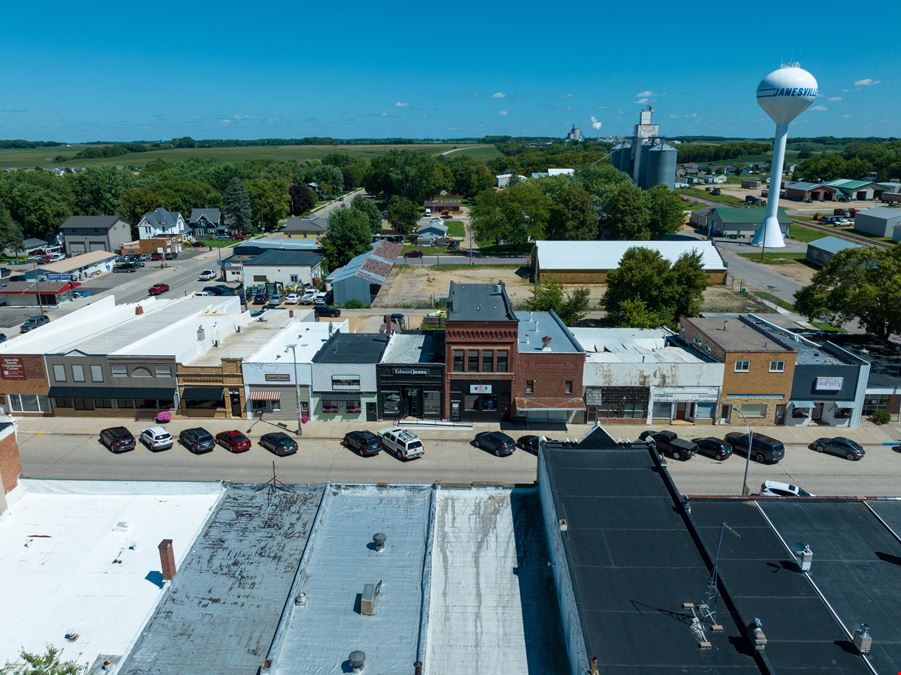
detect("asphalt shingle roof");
top-left (60, 215), bottom-right (126, 230)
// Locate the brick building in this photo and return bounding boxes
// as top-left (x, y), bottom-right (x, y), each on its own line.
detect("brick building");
top-left (0, 422), bottom-right (22, 511)
top-left (680, 316), bottom-right (797, 426)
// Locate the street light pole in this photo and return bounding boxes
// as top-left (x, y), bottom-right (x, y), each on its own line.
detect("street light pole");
top-left (733, 407), bottom-right (753, 496)
top-left (32, 261), bottom-right (45, 317)
top-left (285, 344), bottom-right (303, 437)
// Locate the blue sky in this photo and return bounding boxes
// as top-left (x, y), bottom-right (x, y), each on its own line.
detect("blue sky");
top-left (1, 1), bottom-right (898, 141)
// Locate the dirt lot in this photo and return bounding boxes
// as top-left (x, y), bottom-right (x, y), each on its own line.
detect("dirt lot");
top-left (374, 264), bottom-right (766, 313)
top-left (769, 261), bottom-right (816, 285)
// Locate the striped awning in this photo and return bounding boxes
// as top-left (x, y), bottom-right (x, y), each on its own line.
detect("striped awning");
top-left (249, 390), bottom-right (281, 401)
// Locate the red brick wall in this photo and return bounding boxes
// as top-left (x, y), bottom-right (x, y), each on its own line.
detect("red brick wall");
top-left (514, 352), bottom-right (584, 399)
top-left (0, 429), bottom-right (22, 494)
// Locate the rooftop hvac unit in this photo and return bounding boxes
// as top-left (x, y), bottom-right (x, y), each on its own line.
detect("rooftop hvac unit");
top-left (360, 582), bottom-right (381, 616)
top-left (348, 651), bottom-right (365, 672)
top-left (854, 624), bottom-right (872, 655)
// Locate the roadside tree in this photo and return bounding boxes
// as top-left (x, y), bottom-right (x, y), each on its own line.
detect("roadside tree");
top-left (470, 181), bottom-right (549, 246)
top-left (387, 195), bottom-right (420, 236)
top-left (222, 177), bottom-right (253, 233)
top-left (321, 208), bottom-right (372, 270)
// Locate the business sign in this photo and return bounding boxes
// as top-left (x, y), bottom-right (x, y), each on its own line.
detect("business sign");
top-left (392, 367), bottom-right (430, 376)
top-left (1, 356), bottom-right (26, 380)
top-left (45, 273), bottom-right (73, 282)
top-left (470, 384), bottom-right (492, 394)
top-left (265, 373), bottom-right (291, 382)
top-left (815, 376), bottom-right (843, 391)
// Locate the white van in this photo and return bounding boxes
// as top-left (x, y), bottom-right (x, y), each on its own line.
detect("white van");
top-left (424, 208), bottom-right (432, 217)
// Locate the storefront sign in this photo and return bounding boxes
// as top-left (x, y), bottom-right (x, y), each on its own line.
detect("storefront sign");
top-left (392, 367), bottom-right (430, 376)
top-left (265, 373), bottom-right (291, 382)
top-left (1, 356), bottom-right (26, 380)
top-left (46, 273), bottom-right (73, 282)
top-left (470, 384), bottom-right (492, 394)
top-left (815, 376), bottom-right (843, 391)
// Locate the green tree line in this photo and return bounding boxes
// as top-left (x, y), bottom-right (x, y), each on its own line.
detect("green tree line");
top-left (794, 140), bottom-right (901, 181)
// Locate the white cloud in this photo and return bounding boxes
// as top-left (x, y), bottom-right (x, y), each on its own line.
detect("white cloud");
top-left (636, 98), bottom-right (649, 105)
top-left (220, 119), bottom-right (232, 126)
top-left (854, 78), bottom-right (880, 86)
top-left (635, 90), bottom-right (656, 98)
top-left (394, 101), bottom-right (409, 108)
top-left (668, 112), bottom-right (701, 120)
top-left (827, 96), bottom-right (842, 101)
top-left (499, 110), bottom-right (509, 116)
top-left (810, 105), bottom-right (829, 111)
top-left (490, 92), bottom-right (506, 99)
top-left (233, 114), bottom-right (253, 120)
top-left (561, 93), bottom-right (573, 99)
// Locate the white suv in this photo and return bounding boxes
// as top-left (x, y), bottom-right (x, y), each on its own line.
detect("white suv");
top-left (198, 270), bottom-right (217, 281)
top-left (759, 480), bottom-right (815, 497)
top-left (140, 426), bottom-right (174, 451)
top-left (378, 428), bottom-right (424, 460)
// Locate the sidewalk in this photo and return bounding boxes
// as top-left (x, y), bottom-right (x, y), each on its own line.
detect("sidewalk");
top-left (9, 414), bottom-right (900, 446)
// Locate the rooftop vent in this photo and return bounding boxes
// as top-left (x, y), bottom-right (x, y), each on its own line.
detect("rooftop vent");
top-left (723, 320), bottom-right (728, 331)
top-left (197, 326), bottom-right (205, 342)
top-left (749, 618), bottom-right (767, 651)
top-left (64, 631), bottom-right (79, 642)
top-left (541, 336), bottom-right (553, 351)
top-left (372, 532), bottom-right (386, 553)
top-left (854, 624), bottom-right (872, 655)
top-left (360, 580), bottom-right (382, 616)
top-left (797, 543), bottom-right (813, 572)
top-left (135, 305), bottom-right (144, 316)
top-left (294, 592), bottom-right (307, 607)
top-left (348, 650), bottom-right (366, 672)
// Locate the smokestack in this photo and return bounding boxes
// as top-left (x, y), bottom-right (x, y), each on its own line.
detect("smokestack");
top-left (158, 539), bottom-right (175, 581)
top-left (135, 305), bottom-right (144, 316)
top-left (541, 336), bottom-right (553, 351)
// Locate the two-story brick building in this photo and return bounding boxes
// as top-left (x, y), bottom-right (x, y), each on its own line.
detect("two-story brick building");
top-left (680, 315), bottom-right (797, 425)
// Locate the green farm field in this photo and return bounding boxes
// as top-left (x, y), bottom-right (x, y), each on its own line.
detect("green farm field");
top-left (0, 142), bottom-right (500, 169)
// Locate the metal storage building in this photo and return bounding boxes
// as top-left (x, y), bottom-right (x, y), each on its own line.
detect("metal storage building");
top-left (853, 206), bottom-right (901, 238)
top-left (805, 236), bottom-right (863, 268)
top-left (326, 240), bottom-right (400, 307)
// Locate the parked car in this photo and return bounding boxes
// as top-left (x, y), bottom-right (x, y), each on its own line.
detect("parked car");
top-left (809, 437), bottom-right (865, 461)
top-left (164, 252), bottom-right (178, 260)
top-left (151, 252), bottom-right (163, 261)
top-left (517, 435), bottom-right (541, 454)
top-left (725, 432), bottom-right (785, 464)
top-left (447, 240), bottom-right (460, 249)
top-left (343, 430), bottom-right (382, 457)
top-left (198, 270), bottom-right (217, 281)
top-left (692, 437), bottom-right (734, 461)
top-left (284, 292), bottom-right (301, 305)
top-left (0, 333), bottom-right (6, 343)
top-left (148, 283), bottom-right (169, 296)
top-left (266, 294), bottom-right (283, 307)
top-left (100, 426), bottom-right (136, 454)
top-left (20, 315), bottom-right (50, 333)
top-left (252, 293), bottom-right (269, 305)
top-left (113, 262), bottom-right (137, 273)
top-left (260, 432), bottom-right (298, 456)
top-left (759, 480), bottom-right (815, 497)
top-left (404, 250), bottom-right (423, 258)
top-left (179, 427), bottom-right (215, 454)
top-left (378, 428), bottom-right (424, 460)
top-left (473, 431), bottom-right (516, 456)
top-left (215, 430), bottom-right (252, 453)
top-left (314, 304), bottom-right (341, 317)
top-left (140, 426), bottom-right (174, 451)
top-left (300, 290), bottom-right (317, 304)
top-left (639, 430), bottom-right (697, 461)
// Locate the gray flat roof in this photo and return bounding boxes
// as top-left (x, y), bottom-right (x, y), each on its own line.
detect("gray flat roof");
top-left (744, 315), bottom-right (843, 365)
top-left (266, 485), bottom-right (432, 674)
top-left (121, 484), bottom-right (324, 675)
top-left (683, 316), bottom-right (794, 353)
top-left (312, 333), bottom-right (388, 364)
top-left (380, 332), bottom-right (444, 364)
top-left (447, 281), bottom-right (517, 322)
top-left (60, 215), bottom-right (125, 230)
top-left (516, 310), bottom-right (581, 353)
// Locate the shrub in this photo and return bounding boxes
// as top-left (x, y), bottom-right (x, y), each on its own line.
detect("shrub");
top-left (343, 299), bottom-right (366, 309)
top-left (870, 410), bottom-right (891, 425)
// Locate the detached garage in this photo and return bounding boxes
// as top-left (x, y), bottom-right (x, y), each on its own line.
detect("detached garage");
top-left (805, 236), bottom-right (863, 268)
top-left (531, 240), bottom-right (728, 284)
top-left (853, 207), bottom-right (901, 238)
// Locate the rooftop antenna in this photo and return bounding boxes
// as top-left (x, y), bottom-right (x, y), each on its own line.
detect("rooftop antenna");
top-left (254, 461), bottom-right (295, 505)
top-left (684, 522), bottom-right (740, 646)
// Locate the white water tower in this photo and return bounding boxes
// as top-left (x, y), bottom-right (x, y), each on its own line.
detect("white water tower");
top-left (753, 63), bottom-right (818, 249)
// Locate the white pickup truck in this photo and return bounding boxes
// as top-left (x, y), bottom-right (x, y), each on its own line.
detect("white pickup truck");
top-left (378, 428), bottom-right (424, 460)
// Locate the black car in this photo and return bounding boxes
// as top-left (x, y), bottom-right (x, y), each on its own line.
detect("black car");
top-left (639, 430), bottom-right (697, 461)
top-left (252, 293), bottom-right (269, 305)
top-left (179, 427), bottom-right (215, 454)
top-left (20, 315), bottom-right (50, 333)
top-left (213, 284), bottom-right (236, 295)
top-left (447, 240), bottom-right (460, 249)
top-left (517, 435), bottom-right (541, 454)
top-left (0, 333), bottom-right (6, 343)
top-left (725, 432), bottom-right (785, 464)
top-left (314, 303), bottom-right (341, 317)
top-left (100, 426), bottom-right (136, 454)
top-left (113, 262), bottom-right (137, 273)
top-left (343, 430), bottom-right (382, 457)
top-left (692, 437), bottom-right (733, 461)
top-left (473, 431), bottom-right (516, 456)
top-left (809, 436), bottom-right (865, 461)
top-left (260, 432), bottom-right (298, 456)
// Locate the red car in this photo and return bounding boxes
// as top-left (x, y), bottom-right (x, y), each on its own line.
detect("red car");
top-left (148, 283), bottom-right (170, 296)
top-left (404, 250), bottom-right (423, 258)
top-left (151, 252), bottom-right (164, 260)
top-left (216, 430), bottom-right (251, 453)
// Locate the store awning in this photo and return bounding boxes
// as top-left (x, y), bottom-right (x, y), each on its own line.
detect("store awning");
top-left (790, 400), bottom-right (814, 408)
top-left (181, 386), bottom-right (224, 401)
top-left (249, 390), bottom-right (281, 401)
top-left (515, 396), bottom-right (585, 412)
top-left (48, 386), bottom-right (173, 399)
top-left (834, 401), bottom-right (856, 408)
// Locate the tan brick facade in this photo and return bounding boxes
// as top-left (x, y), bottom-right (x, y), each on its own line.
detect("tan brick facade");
top-left (177, 358), bottom-right (245, 419)
top-left (0, 427), bottom-right (22, 494)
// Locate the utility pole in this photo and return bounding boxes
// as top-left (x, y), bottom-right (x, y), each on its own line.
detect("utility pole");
top-left (32, 261), bottom-right (45, 317)
top-left (285, 344), bottom-right (303, 437)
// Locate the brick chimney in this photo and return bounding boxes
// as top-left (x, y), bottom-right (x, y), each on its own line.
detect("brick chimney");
top-left (135, 305), bottom-right (144, 316)
top-left (541, 335), bottom-right (553, 351)
top-left (384, 314), bottom-right (393, 336)
top-left (158, 539), bottom-right (175, 580)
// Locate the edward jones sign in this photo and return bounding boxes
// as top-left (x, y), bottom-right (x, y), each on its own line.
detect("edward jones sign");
top-left (1, 357), bottom-right (26, 380)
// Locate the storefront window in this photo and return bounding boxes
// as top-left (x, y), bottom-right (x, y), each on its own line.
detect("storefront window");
top-left (423, 391), bottom-right (441, 416)
top-left (135, 399), bottom-right (158, 409)
top-left (94, 398), bottom-right (112, 408)
top-left (117, 399), bottom-right (134, 409)
top-left (862, 394), bottom-right (889, 415)
top-left (465, 394), bottom-right (497, 412)
top-left (452, 351), bottom-right (464, 372)
top-left (8, 394), bottom-right (47, 413)
top-left (652, 402), bottom-right (672, 419)
top-left (496, 350), bottom-right (508, 372)
top-left (383, 391), bottom-right (401, 415)
top-left (345, 400), bottom-right (362, 414)
top-left (54, 398), bottom-right (73, 408)
top-left (737, 403), bottom-right (767, 418)
top-left (467, 350), bottom-right (479, 372)
top-left (695, 402), bottom-right (716, 420)
top-left (322, 400), bottom-right (339, 414)
top-left (481, 351), bottom-right (494, 372)
top-left (185, 398), bottom-right (224, 410)
top-left (73, 398), bottom-right (94, 411)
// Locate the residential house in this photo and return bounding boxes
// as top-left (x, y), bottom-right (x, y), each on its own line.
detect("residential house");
top-left (281, 217), bottom-right (327, 240)
top-left (137, 208), bottom-right (187, 240)
top-left (416, 220), bottom-right (447, 245)
top-left (60, 215), bottom-right (132, 255)
top-left (3, 238), bottom-right (48, 258)
top-left (188, 209), bottom-right (224, 238)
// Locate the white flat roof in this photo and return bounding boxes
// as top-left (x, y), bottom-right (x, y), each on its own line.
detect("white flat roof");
top-left (245, 316), bottom-right (346, 364)
top-left (0, 479), bottom-right (222, 669)
top-left (571, 327), bottom-right (705, 364)
top-left (185, 309), bottom-right (305, 366)
top-left (37, 250), bottom-right (116, 273)
top-left (534, 239), bottom-right (726, 271)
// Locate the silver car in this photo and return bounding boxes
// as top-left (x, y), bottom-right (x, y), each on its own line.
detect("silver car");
top-left (140, 426), bottom-right (174, 451)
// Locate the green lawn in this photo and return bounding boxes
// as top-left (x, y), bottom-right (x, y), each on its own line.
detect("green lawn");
top-left (0, 143), bottom-right (492, 169)
top-left (680, 188), bottom-right (747, 207)
top-left (753, 291), bottom-right (795, 311)
top-left (811, 320), bottom-right (845, 333)
top-left (787, 222), bottom-right (827, 243)
top-left (445, 220), bottom-right (465, 237)
top-left (738, 251), bottom-right (807, 264)
top-left (201, 239), bottom-right (241, 248)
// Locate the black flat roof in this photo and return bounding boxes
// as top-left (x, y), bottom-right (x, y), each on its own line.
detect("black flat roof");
top-left (690, 501), bottom-right (872, 674)
top-left (243, 249), bottom-right (324, 267)
top-left (542, 439), bottom-right (761, 673)
top-left (312, 332), bottom-right (389, 364)
top-left (447, 281), bottom-right (517, 322)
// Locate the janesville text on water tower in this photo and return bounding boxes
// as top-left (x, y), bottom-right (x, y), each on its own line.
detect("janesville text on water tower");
top-left (611, 107), bottom-right (677, 189)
